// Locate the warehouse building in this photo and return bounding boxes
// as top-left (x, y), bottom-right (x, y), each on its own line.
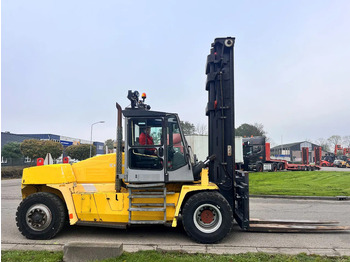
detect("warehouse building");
top-left (270, 141), bottom-right (322, 163)
top-left (1, 132), bottom-right (35, 150)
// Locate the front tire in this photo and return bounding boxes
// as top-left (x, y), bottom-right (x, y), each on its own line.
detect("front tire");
top-left (182, 191), bottom-right (233, 244)
top-left (16, 192), bottom-right (66, 239)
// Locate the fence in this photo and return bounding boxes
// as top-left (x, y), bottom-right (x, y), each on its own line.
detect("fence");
top-left (1, 157), bottom-right (36, 167)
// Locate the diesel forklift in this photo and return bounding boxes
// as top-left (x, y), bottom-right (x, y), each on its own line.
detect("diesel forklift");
top-left (16, 37), bottom-right (348, 244)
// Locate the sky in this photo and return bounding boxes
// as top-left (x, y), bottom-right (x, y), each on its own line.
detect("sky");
top-left (2, 0), bottom-right (350, 146)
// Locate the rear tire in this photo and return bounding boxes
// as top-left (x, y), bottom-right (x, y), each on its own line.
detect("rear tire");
top-left (182, 191), bottom-right (233, 244)
top-left (272, 164), bottom-right (278, 172)
top-left (16, 192), bottom-right (66, 239)
top-left (278, 163), bottom-right (284, 170)
top-left (257, 163), bottom-right (263, 172)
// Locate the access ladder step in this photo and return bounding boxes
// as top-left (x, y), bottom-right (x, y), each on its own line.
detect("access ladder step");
top-left (129, 191), bottom-right (174, 194)
top-left (129, 191), bottom-right (175, 195)
top-left (131, 203), bottom-right (175, 207)
top-left (127, 183), bottom-right (165, 189)
top-left (129, 191), bottom-right (163, 195)
top-left (129, 207), bottom-right (166, 212)
top-left (129, 220), bottom-right (166, 225)
top-left (128, 183), bottom-right (168, 224)
top-left (129, 194), bottom-right (165, 199)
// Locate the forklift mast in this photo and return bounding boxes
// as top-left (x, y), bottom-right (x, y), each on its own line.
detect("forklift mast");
top-left (206, 37), bottom-right (235, 205)
top-left (205, 37), bottom-right (249, 229)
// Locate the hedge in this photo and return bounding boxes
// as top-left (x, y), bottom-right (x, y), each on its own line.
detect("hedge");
top-left (1, 166), bottom-right (24, 179)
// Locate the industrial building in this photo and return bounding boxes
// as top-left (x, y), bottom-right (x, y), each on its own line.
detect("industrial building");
top-left (270, 141), bottom-right (323, 163)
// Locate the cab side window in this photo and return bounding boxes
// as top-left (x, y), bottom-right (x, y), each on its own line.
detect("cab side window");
top-left (253, 146), bottom-right (262, 154)
top-left (128, 118), bottom-right (163, 170)
top-left (167, 116), bottom-right (187, 171)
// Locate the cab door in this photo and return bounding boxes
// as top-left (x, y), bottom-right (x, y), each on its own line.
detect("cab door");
top-left (166, 115), bottom-right (194, 182)
top-left (126, 117), bottom-right (165, 183)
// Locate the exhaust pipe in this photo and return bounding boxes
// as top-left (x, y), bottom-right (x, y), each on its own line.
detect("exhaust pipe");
top-left (115, 102), bottom-right (123, 192)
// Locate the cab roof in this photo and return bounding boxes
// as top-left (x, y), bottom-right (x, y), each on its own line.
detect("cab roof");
top-left (122, 108), bottom-right (176, 118)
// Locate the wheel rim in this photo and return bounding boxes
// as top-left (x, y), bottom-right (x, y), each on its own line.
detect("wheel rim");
top-left (193, 204), bottom-right (222, 233)
top-left (26, 204), bottom-right (52, 231)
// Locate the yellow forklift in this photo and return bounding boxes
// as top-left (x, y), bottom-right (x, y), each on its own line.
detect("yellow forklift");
top-left (16, 38), bottom-right (348, 244)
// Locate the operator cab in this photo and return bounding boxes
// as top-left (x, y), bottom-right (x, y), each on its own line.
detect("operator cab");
top-left (122, 91), bottom-right (194, 183)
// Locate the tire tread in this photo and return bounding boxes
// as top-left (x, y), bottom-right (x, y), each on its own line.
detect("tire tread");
top-left (16, 192), bottom-right (66, 240)
top-left (182, 191), bottom-right (233, 244)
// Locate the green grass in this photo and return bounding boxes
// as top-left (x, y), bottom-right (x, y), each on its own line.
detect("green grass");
top-left (1, 250), bottom-right (350, 262)
top-left (249, 171), bottom-right (350, 196)
top-left (1, 250), bottom-right (63, 262)
top-left (105, 251), bottom-right (350, 262)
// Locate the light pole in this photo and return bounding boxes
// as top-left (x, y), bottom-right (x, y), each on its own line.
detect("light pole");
top-left (90, 121), bottom-right (105, 158)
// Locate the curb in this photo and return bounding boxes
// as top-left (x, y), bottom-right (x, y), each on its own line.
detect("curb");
top-left (2, 243), bottom-right (350, 257)
top-left (63, 242), bottom-right (123, 262)
top-left (250, 195), bottom-right (350, 201)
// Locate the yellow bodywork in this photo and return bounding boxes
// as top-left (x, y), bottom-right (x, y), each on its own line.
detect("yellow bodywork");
top-left (21, 153), bottom-right (218, 227)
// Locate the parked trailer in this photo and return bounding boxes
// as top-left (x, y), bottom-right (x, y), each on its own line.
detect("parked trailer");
top-left (242, 137), bottom-right (321, 172)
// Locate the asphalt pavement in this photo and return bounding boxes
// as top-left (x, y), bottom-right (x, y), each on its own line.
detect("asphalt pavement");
top-left (320, 166), bottom-right (350, 172)
top-left (2, 179), bottom-right (350, 256)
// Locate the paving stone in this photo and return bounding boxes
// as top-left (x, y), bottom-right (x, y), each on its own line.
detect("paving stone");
top-left (207, 246), bottom-right (258, 254)
top-left (307, 249), bottom-right (339, 256)
top-left (1, 244), bottom-right (18, 250)
top-left (334, 249), bottom-right (350, 256)
top-left (257, 247), bottom-right (310, 255)
top-left (156, 245), bottom-right (206, 253)
top-left (123, 244), bottom-right (155, 252)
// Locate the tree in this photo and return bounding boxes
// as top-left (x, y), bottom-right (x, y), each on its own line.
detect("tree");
top-left (1, 142), bottom-right (23, 159)
top-left (235, 123), bottom-right (266, 137)
top-left (195, 123), bottom-right (208, 135)
top-left (20, 139), bottom-right (64, 160)
top-left (180, 121), bottom-right (196, 136)
top-left (65, 144), bottom-right (96, 161)
top-left (342, 136), bottom-right (350, 148)
top-left (43, 141), bottom-right (63, 159)
top-left (105, 139), bottom-right (115, 150)
top-left (327, 135), bottom-right (342, 151)
top-left (20, 139), bottom-right (46, 159)
top-left (315, 138), bottom-right (330, 152)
